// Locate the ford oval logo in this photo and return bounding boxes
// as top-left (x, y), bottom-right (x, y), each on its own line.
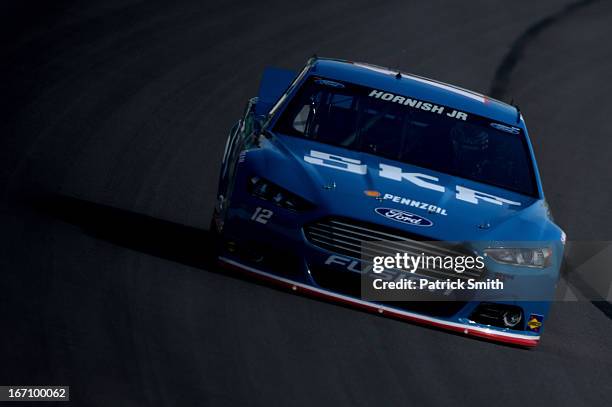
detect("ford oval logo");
top-left (374, 207), bottom-right (433, 227)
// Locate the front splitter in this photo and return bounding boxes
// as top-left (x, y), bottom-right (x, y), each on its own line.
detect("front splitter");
top-left (218, 256), bottom-right (540, 347)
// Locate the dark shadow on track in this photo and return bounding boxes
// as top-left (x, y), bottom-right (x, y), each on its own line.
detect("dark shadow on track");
top-left (35, 194), bottom-right (215, 270)
top-left (489, 0), bottom-right (599, 99)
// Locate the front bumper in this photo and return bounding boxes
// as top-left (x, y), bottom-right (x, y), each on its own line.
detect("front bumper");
top-left (218, 196), bottom-right (555, 347)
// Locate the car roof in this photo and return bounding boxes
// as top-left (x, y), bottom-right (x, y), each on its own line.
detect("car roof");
top-left (310, 58), bottom-right (521, 126)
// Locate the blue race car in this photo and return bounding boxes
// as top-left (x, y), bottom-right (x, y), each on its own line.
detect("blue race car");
top-left (213, 57), bottom-right (565, 347)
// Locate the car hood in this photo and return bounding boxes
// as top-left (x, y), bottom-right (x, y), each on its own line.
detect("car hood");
top-left (251, 133), bottom-right (554, 242)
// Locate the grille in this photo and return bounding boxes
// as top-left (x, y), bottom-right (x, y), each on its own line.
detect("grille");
top-left (303, 217), bottom-right (484, 281)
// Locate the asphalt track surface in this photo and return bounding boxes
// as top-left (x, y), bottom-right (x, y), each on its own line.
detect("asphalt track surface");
top-left (1, 1), bottom-right (612, 406)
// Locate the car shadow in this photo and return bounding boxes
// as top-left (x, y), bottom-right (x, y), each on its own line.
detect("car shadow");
top-left (34, 194), bottom-right (215, 271)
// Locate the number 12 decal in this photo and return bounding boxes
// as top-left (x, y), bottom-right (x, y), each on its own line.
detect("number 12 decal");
top-left (251, 207), bottom-right (273, 224)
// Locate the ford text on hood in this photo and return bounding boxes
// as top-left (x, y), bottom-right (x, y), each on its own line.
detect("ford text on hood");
top-left (213, 57), bottom-right (565, 347)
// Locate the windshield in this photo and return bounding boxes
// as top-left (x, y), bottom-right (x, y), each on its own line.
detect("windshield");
top-left (273, 76), bottom-right (538, 197)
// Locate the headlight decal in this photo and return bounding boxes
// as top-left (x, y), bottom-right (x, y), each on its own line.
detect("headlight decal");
top-left (247, 175), bottom-right (314, 211)
top-left (484, 247), bottom-right (552, 268)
